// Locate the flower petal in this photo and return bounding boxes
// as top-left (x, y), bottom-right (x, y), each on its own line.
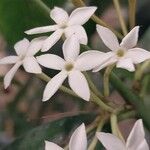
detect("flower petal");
top-left (27, 36), bottom-right (48, 56)
top-left (68, 7), bottom-right (97, 25)
top-left (42, 71), bottom-right (67, 101)
top-left (68, 71), bottom-right (90, 101)
top-left (50, 7), bottom-right (68, 25)
top-left (14, 38), bottom-right (29, 56)
top-left (63, 35), bottom-right (80, 61)
top-left (0, 56), bottom-right (20, 64)
top-left (4, 62), bottom-right (22, 89)
top-left (96, 25), bottom-right (120, 51)
top-left (45, 141), bottom-right (63, 150)
top-left (126, 48), bottom-right (150, 64)
top-left (42, 29), bottom-right (63, 52)
top-left (93, 52), bottom-right (116, 72)
top-left (65, 25), bottom-right (88, 45)
top-left (25, 25), bottom-right (59, 35)
top-left (37, 54), bottom-right (65, 70)
top-left (69, 123), bottom-right (87, 150)
top-left (75, 51), bottom-right (112, 71)
top-left (23, 57), bottom-right (42, 74)
top-left (96, 132), bottom-right (126, 150)
top-left (126, 119), bottom-right (148, 150)
top-left (120, 26), bottom-right (139, 49)
top-left (116, 58), bottom-right (135, 72)
top-left (137, 139), bottom-right (149, 150)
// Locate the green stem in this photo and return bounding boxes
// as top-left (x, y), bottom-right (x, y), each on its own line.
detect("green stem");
top-left (103, 65), bottom-right (115, 97)
top-left (88, 117), bottom-right (107, 150)
top-left (119, 110), bottom-right (137, 120)
top-left (113, 0), bottom-right (128, 35)
top-left (83, 72), bottom-right (104, 99)
top-left (110, 113), bottom-right (125, 142)
top-left (37, 73), bottom-right (114, 112)
top-left (110, 73), bottom-right (150, 129)
top-left (135, 60), bottom-right (150, 81)
top-left (72, 0), bottom-right (123, 39)
top-left (128, 0), bottom-right (137, 29)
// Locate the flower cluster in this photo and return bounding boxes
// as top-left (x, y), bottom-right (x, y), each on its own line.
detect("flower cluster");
top-left (45, 119), bottom-right (149, 150)
top-left (0, 6), bottom-right (150, 150)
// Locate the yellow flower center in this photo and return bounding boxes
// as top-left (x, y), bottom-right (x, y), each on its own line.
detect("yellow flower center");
top-left (116, 49), bottom-right (125, 57)
top-left (65, 63), bottom-right (74, 71)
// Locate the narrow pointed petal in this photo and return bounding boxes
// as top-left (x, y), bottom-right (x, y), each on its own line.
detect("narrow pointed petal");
top-left (96, 25), bottom-right (120, 51)
top-left (75, 51), bottom-right (112, 71)
top-left (25, 25), bottom-right (59, 35)
top-left (14, 38), bottom-right (29, 56)
top-left (116, 58), bottom-right (135, 72)
top-left (37, 54), bottom-right (65, 70)
top-left (23, 57), bottom-right (42, 74)
top-left (27, 36), bottom-right (48, 56)
top-left (4, 62), bottom-right (22, 89)
top-left (126, 48), bottom-right (150, 64)
top-left (42, 71), bottom-right (67, 101)
top-left (50, 7), bottom-right (68, 25)
top-left (45, 141), bottom-right (63, 150)
top-left (93, 53), bottom-right (116, 72)
top-left (96, 132), bottom-right (126, 150)
top-left (126, 119), bottom-right (148, 150)
top-left (42, 29), bottom-right (63, 52)
top-left (120, 26), bottom-right (139, 49)
top-left (137, 140), bottom-right (149, 150)
top-left (63, 35), bottom-right (80, 61)
top-left (69, 123), bottom-right (87, 150)
top-left (65, 25), bottom-right (87, 45)
top-left (68, 71), bottom-right (90, 101)
top-left (68, 7), bottom-right (97, 25)
top-left (0, 56), bottom-right (19, 64)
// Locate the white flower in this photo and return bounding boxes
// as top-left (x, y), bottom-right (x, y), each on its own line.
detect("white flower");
top-left (93, 25), bottom-right (150, 72)
top-left (97, 119), bottom-right (149, 150)
top-left (25, 6), bottom-right (97, 52)
top-left (45, 123), bottom-right (87, 150)
top-left (0, 37), bottom-right (46, 89)
top-left (37, 35), bottom-right (110, 101)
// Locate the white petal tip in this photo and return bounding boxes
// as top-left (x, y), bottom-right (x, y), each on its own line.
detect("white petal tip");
top-left (42, 97), bottom-right (49, 102)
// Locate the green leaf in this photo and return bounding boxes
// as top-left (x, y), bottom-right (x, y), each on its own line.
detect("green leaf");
top-left (3, 113), bottom-right (96, 150)
top-left (0, 0), bottom-right (65, 46)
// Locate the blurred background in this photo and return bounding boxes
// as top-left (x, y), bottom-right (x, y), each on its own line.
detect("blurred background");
top-left (0, 0), bottom-right (150, 149)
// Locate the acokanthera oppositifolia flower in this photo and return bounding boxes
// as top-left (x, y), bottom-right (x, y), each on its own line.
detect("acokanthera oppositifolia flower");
top-left (0, 37), bottom-right (46, 89)
top-left (45, 123), bottom-right (87, 150)
top-left (37, 35), bottom-right (110, 101)
top-left (97, 119), bottom-right (149, 150)
top-left (25, 6), bottom-right (97, 52)
top-left (93, 25), bottom-right (150, 72)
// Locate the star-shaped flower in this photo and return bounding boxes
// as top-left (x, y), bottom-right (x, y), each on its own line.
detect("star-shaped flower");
top-left (0, 37), bottom-right (46, 89)
top-left (45, 123), bottom-right (87, 150)
top-left (97, 119), bottom-right (149, 150)
top-left (93, 25), bottom-right (150, 72)
top-left (25, 6), bottom-right (97, 52)
top-left (37, 35), bottom-right (110, 101)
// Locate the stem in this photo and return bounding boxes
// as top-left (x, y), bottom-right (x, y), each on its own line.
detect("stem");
top-left (135, 60), bottom-right (150, 81)
top-left (119, 110), bottom-right (137, 120)
top-left (64, 116), bottom-right (100, 150)
top-left (83, 72), bottom-right (104, 99)
top-left (110, 73), bottom-right (150, 129)
top-left (110, 113), bottom-right (125, 142)
top-left (72, 0), bottom-right (123, 39)
top-left (113, 0), bottom-right (128, 35)
top-left (103, 65), bottom-right (115, 97)
top-left (32, 0), bottom-right (50, 17)
top-left (88, 117), bottom-right (107, 150)
top-left (128, 0), bottom-right (137, 29)
top-left (91, 92), bottom-right (114, 113)
top-left (37, 73), bottom-right (114, 112)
